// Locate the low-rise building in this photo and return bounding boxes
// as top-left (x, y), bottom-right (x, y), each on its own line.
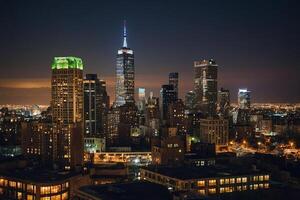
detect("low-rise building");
top-left (141, 165), bottom-right (270, 196)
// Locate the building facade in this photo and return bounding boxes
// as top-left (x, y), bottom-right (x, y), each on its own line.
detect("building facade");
top-left (83, 74), bottom-right (109, 138)
top-left (194, 59), bottom-right (218, 117)
top-left (199, 118), bottom-right (229, 150)
top-left (169, 72), bottom-right (179, 99)
top-left (115, 21), bottom-right (135, 106)
top-left (51, 56), bottom-right (84, 169)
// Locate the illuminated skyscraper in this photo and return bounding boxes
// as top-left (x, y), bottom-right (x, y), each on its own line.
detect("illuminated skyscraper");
top-left (194, 59), bottom-right (218, 117)
top-left (115, 21), bottom-right (135, 106)
top-left (137, 88), bottom-right (146, 112)
top-left (238, 89), bottom-right (251, 109)
top-left (51, 56), bottom-right (84, 169)
top-left (169, 72), bottom-right (179, 99)
top-left (160, 84), bottom-right (176, 121)
top-left (83, 74), bottom-right (109, 137)
top-left (218, 88), bottom-right (230, 118)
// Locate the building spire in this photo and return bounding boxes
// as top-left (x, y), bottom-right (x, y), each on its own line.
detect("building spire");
top-left (123, 20), bottom-right (127, 48)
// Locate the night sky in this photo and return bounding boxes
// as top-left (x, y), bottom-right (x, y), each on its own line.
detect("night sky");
top-left (0, 0), bottom-right (299, 105)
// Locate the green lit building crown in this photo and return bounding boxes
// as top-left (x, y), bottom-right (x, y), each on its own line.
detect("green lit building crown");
top-left (52, 56), bottom-right (83, 70)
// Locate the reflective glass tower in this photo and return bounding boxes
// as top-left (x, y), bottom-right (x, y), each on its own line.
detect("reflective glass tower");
top-left (115, 21), bottom-right (135, 106)
top-left (194, 59), bottom-right (218, 117)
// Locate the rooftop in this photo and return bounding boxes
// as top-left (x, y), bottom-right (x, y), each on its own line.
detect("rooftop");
top-left (142, 165), bottom-right (267, 180)
top-left (79, 181), bottom-right (172, 200)
top-left (0, 167), bottom-right (82, 183)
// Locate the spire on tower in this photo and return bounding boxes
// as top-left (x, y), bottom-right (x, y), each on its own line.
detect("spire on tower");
top-left (123, 20), bottom-right (127, 48)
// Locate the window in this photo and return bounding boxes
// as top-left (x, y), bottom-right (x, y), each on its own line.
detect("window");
top-left (220, 179), bottom-right (225, 185)
top-left (208, 179), bottom-right (216, 186)
top-left (27, 195), bottom-right (33, 200)
top-left (253, 176), bottom-right (258, 181)
top-left (27, 184), bottom-right (35, 193)
top-left (9, 181), bottom-right (16, 188)
top-left (259, 176), bottom-right (264, 181)
top-left (242, 177), bottom-right (247, 183)
top-left (40, 186), bottom-right (51, 195)
top-left (264, 183), bottom-right (269, 188)
top-left (51, 185), bottom-right (61, 193)
top-left (17, 192), bottom-right (22, 200)
top-left (208, 188), bottom-right (216, 194)
top-left (236, 178), bottom-right (241, 183)
top-left (230, 178), bottom-right (235, 184)
top-left (220, 187), bottom-right (225, 193)
top-left (198, 189), bottom-right (205, 195)
top-left (62, 192), bottom-right (69, 200)
top-left (254, 184), bottom-right (258, 190)
top-left (264, 175), bottom-right (269, 181)
top-left (197, 180), bottom-right (205, 187)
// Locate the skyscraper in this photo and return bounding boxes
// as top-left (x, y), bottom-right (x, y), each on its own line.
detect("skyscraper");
top-left (238, 89), bottom-right (251, 109)
top-left (169, 72), bottom-right (179, 99)
top-left (160, 84), bottom-right (177, 121)
top-left (115, 21), bottom-right (135, 107)
top-left (83, 74), bottom-right (109, 137)
top-left (218, 88), bottom-right (230, 118)
top-left (137, 88), bottom-right (146, 112)
top-left (194, 59), bottom-right (218, 117)
top-left (51, 56), bottom-right (84, 169)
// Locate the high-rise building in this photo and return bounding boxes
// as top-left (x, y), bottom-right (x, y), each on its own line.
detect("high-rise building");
top-left (194, 59), bottom-right (218, 117)
top-left (115, 21), bottom-right (135, 107)
top-left (83, 74), bottom-right (109, 137)
top-left (238, 89), bottom-right (251, 109)
top-left (21, 121), bottom-right (53, 163)
top-left (218, 88), bottom-right (230, 118)
top-left (169, 72), bottom-right (179, 99)
top-left (160, 85), bottom-right (177, 121)
top-left (168, 99), bottom-right (186, 135)
top-left (185, 90), bottom-right (197, 113)
top-left (137, 87), bottom-right (146, 112)
top-left (199, 118), bottom-right (229, 151)
top-left (51, 56), bottom-right (84, 169)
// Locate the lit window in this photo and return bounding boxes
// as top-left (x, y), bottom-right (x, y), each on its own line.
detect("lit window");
top-left (259, 176), bottom-right (264, 181)
top-left (264, 175), bottom-right (269, 181)
top-left (62, 192), bottom-right (69, 200)
top-left (40, 186), bottom-right (51, 195)
top-left (17, 192), bottom-right (22, 200)
top-left (264, 183), bottom-right (269, 188)
top-left (230, 178), bottom-right (235, 184)
top-left (208, 179), bottom-right (216, 186)
top-left (208, 188), bottom-right (216, 194)
top-left (236, 178), bottom-right (241, 183)
top-left (242, 177), bottom-right (247, 183)
top-left (198, 189), bottom-right (205, 195)
top-left (197, 180), bottom-right (205, 187)
top-left (27, 195), bottom-right (33, 200)
top-left (220, 179), bottom-right (225, 185)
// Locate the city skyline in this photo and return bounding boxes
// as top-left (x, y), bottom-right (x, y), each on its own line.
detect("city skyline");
top-left (0, 0), bottom-right (300, 104)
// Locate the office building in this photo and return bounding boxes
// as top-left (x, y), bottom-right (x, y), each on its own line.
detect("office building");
top-left (83, 74), bottom-right (109, 138)
top-left (199, 118), bottom-right (229, 150)
top-left (194, 59), bottom-right (218, 117)
top-left (51, 56), bottom-right (84, 169)
top-left (169, 72), bottom-right (179, 99)
top-left (218, 88), bottom-right (230, 118)
top-left (115, 21), bottom-right (135, 106)
top-left (137, 88), bottom-right (146, 112)
top-left (238, 89), bottom-right (251, 109)
top-left (160, 85), bottom-right (176, 121)
top-left (168, 99), bottom-right (187, 135)
top-left (141, 165), bottom-right (270, 195)
top-left (185, 90), bottom-right (197, 113)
